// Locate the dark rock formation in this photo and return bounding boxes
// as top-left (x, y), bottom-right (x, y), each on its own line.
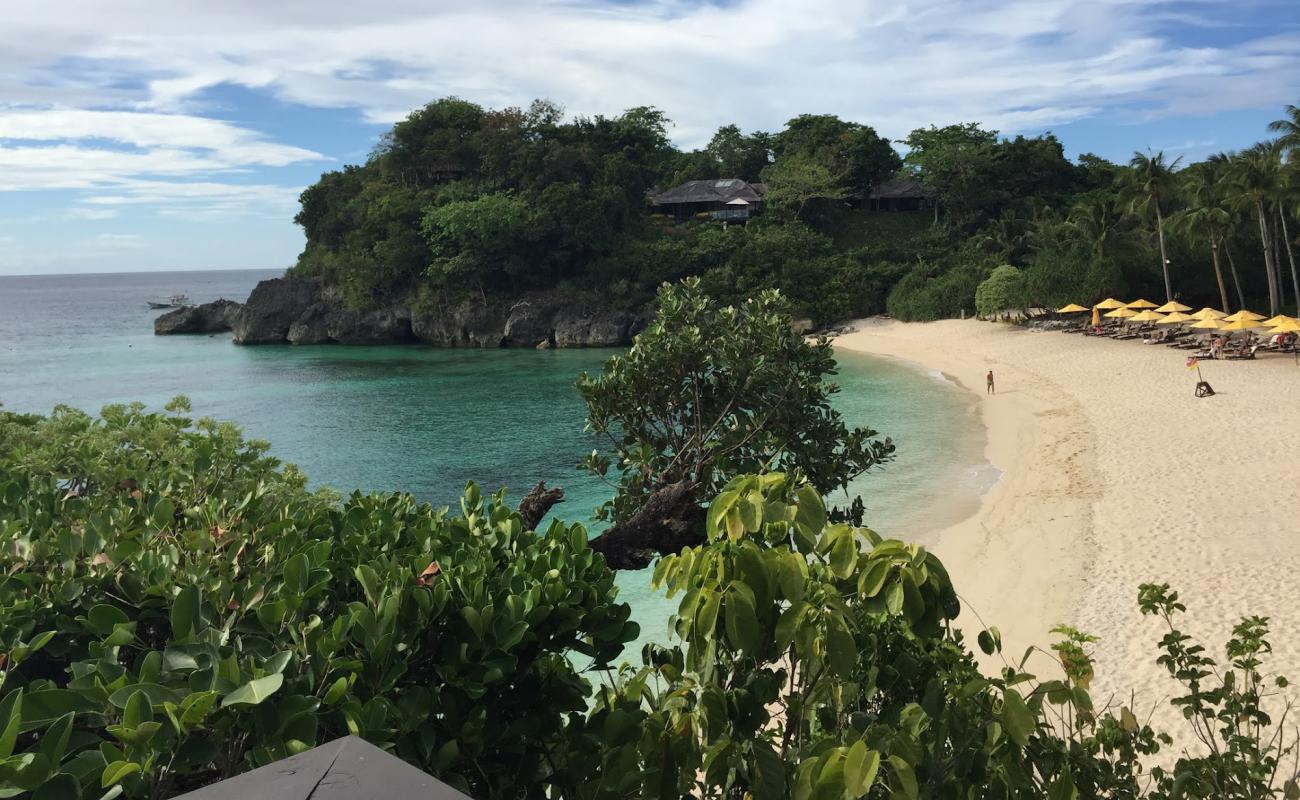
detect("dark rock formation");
top-left (154, 299), bottom-right (243, 335)
top-left (232, 277), bottom-right (323, 344)
top-left (180, 275), bottom-right (641, 348)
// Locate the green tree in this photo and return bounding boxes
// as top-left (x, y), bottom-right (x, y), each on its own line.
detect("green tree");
top-left (422, 191), bottom-right (533, 294)
top-left (1226, 144), bottom-right (1285, 315)
top-left (1172, 162), bottom-right (1237, 311)
top-left (1122, 151), bottom-right (1182, 303)
top-left (575, 279), bottom-right (894, 568)
top-left (773, 114), bottom-right (901, 194)
top-left (975, 264), bottom-right (1028, 317)
top-left (1267, 103), bottom-right (1300, 158)
top-left (761, 153), bottom-right (849, 220)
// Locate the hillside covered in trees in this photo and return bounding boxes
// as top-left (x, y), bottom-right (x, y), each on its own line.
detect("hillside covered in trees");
top-left (289, 98), bottom-right (1300, 326)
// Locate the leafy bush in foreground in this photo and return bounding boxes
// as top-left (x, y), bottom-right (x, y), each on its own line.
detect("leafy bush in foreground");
top-left (0, 401), bottom-right (635, 798)
top-left (2, 403), bottom-right (1296, 799)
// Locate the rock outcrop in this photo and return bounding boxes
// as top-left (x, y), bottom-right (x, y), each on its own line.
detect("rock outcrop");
top-left (167, 275), bottom-right (642, 348)
top-left (154, 299), bottom-right (243, 335)
top-left (232, 277), bottom-right (323, 344)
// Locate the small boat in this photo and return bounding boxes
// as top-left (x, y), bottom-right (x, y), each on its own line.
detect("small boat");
top-left (147, 294), bottom-right (191, 310)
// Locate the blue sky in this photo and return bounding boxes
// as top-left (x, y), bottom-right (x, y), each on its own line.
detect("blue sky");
top-left (2, 0), bottom-right (1298, 275)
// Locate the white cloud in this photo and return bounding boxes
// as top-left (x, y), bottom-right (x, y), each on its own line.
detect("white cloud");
top-left (93, 233), bottom-right (146, 248)
top-left (2, 0), bottom-right (1295, 149)
top-left (1, 0), bottom-right (1297, 274)
top-left (67, 207), bottom-right (118, 220)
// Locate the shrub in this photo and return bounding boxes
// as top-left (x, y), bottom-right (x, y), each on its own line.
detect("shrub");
top-left (0, 401), bottom-right (635, 799)
top-left (886, 264), bottom-right (982, 321)
top-left (974, 264), bottom-right (1027, 317)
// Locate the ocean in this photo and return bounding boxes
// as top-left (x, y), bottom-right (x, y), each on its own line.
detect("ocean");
top-left (0, 268), bottom-right (995, 655)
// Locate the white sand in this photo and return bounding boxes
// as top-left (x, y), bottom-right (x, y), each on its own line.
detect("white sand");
top-left (835, 318), bottom-right (1300, 729)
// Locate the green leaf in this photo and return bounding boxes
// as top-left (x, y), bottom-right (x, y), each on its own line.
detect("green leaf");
top-left (884, 581), bottom-right (904, 615)
top-left (977, 628), bottom-right (1000, 656)
top-left (0, 690), bottom-right (22, 759)
top-left (151, 497), bottom-right (175, 529)
top-left (107, 684), bottom-right (183, 710)
top-left (122, 691), bottom-right (151, 729)
top-left (100, 760), bottom-right (140, 788)
top-left (179, 691), bottom-right (218, 730)
top-left (706, 490), bottom-right (739, 540)
top-left (723, 582), bottom-right (760, 655)
top-left (843, 741), bottom-right (880, 797)
top-left (826, 616), bottom-right (857, 677)
top-left (222, 673), bottom-right (284, 708)
top-left (38, 713), bottom-right (75, 767)
top-left (828, 533), bottom-right (857, 580)
top-left (1001, 688), bottom-right (1035, 747)
top-left (793, 485), bottom-right (826, 539)
top-left (285, 553), bottom-right (310, 594)
top-left (857, 560), bottom-right (889, 598)
top-left (775, 601), bottom-right (807, 652)
top-left (86, 605), bottom-right (128, 636)
top-left (887, 755), bottom-right (917, 800)
top-left (33, 772), bottom-right (80, 800)
top-left (170, 585), bottom-right (201, 641)
top-left (696, 590), bottom-right (721, 640)
top-left (1048, 771), bottom-right (1078, 800)
top-left (323, 677), bottom-right (349, 705)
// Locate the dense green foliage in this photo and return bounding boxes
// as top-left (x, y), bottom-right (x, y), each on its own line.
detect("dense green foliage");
top-left (975, 265), bottom-right (1028, 317)
top-left (289, 98), bottom-right (1300, 324)
top-left (0, 401), bottom-right (636, 798)
top-left (576, 280), bottom-right (894, 526)
top-left (3, 400), bottom-right (1299, 798)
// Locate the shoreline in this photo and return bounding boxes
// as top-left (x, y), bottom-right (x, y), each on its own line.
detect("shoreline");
top-left (833, 317), bottom-right (1300, 731)
top-left (833, 319), bottom-right (1098, 673)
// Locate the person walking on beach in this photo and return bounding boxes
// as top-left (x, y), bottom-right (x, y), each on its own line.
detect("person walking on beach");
top-left (986, 370), bottom-right (995, 395)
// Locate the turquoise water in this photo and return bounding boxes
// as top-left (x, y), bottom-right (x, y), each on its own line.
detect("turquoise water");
top-left (0, 269), bottom-right (993, 657)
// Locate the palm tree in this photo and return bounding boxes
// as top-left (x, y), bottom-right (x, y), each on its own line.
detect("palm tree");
top-left (1180, 160), bottom-right (1237, 313)
top-left (1267, 104), bottom-right (1300, 159)
top-left (1123, 151), bottom-right (1182, 302)
top-left (1279, 161), bottom-right (1300, 312)
top-left (1226, 144), bottom-right (1285, 315)
top-left (1067, 194), bottom-right (1128, 262)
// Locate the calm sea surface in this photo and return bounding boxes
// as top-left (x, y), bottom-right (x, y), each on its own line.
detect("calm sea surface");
top-left (0, 269), bottom-right (995, 655)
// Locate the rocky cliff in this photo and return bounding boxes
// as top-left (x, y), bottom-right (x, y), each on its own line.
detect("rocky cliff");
top-left (157, 277), bottom-right (644, 348)
top-left (153, 299), bottom-right (243, 335)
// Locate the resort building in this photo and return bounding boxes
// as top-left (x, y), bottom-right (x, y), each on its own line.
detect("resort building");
top-left (863, 178), bottom-right (937, 212)
top-left (650, 178), bottom-right (767, 221)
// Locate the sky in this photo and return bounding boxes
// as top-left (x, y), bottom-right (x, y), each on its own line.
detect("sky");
top-left (1, 0), bottom-right (1298, 276)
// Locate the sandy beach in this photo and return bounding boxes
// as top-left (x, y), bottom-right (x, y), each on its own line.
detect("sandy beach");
top-left (835, 318), bottom-right (1300, 731)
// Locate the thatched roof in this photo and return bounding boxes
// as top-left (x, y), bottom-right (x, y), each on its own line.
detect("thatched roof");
top-left (651, 178), bottom-right (765, 206)
top-left (867, 178), bottom-right (935, 200)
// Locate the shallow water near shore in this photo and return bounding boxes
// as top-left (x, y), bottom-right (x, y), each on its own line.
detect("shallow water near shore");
top-left (0, 269), bottom-right (993, 659)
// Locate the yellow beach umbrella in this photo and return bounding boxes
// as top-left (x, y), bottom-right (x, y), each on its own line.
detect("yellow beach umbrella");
top-left (1128, 310), bottom-right (1165, 323)
top-left (1091, 306), bottom-right (1101, 327)
top-left (1263, 314), bottom-right (1297, 327)
top-left (1269, 319), bottom-right (1300, 334)
top-left (1157, 311), bottom-right (1195, 324)
top-left (1189, 317), bottom-right (1229, 330)
top-left (1126, 298), bottom-right (1159, 309)
top-left (1104, 307), bottom-right (1137, 319)
top-left (1190, 307), bottom-right (1226, 320)
top-left (1094, 298), bottom-right (1126, 310)
top-left (1154, 301), bottom-right (1192, 313)
top-left (1057, 303), bottom-right (1089, 313)
top-left (1218, 318), bottom-right (1268, 333)
top-left (1222, 309), bottom-right (1265, 323)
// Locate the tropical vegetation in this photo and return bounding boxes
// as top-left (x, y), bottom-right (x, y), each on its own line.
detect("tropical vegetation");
top-left (288, 97), bottom-right (1300, 325)
top-left (5, 284), bottom-right (1300, 797)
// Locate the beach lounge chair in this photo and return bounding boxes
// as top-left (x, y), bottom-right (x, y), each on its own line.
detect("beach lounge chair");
top-left (1225, 344), bottom-right (1259, 360)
